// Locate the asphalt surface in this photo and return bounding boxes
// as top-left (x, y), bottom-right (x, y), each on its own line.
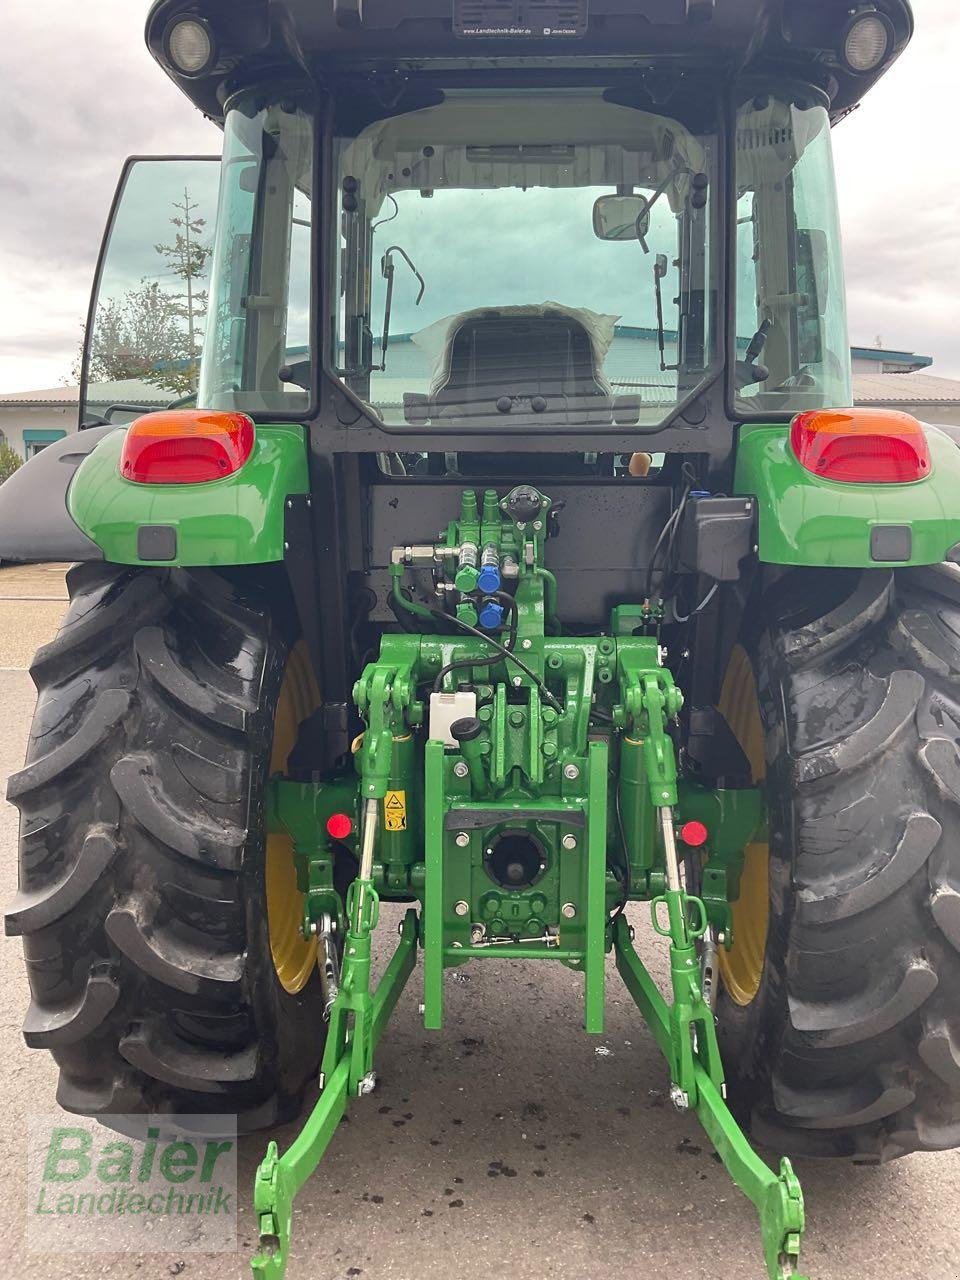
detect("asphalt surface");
top-left (0, 562), bottom-right (958, 1279)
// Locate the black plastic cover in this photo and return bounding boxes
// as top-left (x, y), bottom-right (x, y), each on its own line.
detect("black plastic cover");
top-left (686, 705), bottom-right (752, 788)
top-left (870, 524), bottom-right (912, 563)
top-left (0, 427), bottom-right (114, 564)
top-left (137, 525), bottom-right (178, 562)
top-left (676, 495), bottom-right (756, 582)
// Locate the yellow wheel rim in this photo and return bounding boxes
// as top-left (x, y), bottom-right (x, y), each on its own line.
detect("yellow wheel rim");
top-left (716, 645), bottom-right (769, 1007)
top-left (266, 642), bottom-right (321, 995)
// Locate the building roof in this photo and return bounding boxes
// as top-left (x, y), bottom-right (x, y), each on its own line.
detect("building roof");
top-left (0, 381), bottom-right (170, 409)
top-left (851, 346), bottom-right (933, 372)
top-left (852, 372), bottom-right (960, 406)
top-left (0, 386), bottom-right (79, 407)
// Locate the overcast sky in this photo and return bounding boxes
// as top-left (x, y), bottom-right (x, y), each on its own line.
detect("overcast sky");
top-left (1, 1), bottom-right (957, 393)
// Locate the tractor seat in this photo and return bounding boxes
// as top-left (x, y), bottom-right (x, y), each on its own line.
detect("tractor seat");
top-left (404, 306), bottom-right (621, 432)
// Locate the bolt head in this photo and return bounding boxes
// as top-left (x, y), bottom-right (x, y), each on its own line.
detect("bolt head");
top-left (358, 1072), bottom-right (378, 1096)
top-left (561, 902), bottom-right (577, 919)
top-left (454, 900), bottom-right (469, 916)
top-left (455, 831), bottom-right (470, 847)
top-left (521, 638), bottom-right (532, 650)
top-left (532, 520), bottom-right (543, 530)
top-left (513, 676), bottom-right (523, 687)
top-left (561, 833), bottom-right (578, 850)
top-left (563, 763), bottom-right (580, 781)
top-left (453, 761), bottom-right (469, 779)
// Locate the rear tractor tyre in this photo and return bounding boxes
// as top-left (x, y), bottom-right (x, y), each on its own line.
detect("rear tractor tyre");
top-left (5, 563), bottom-right (338, 1131)
top-left (716, 564), bottom-right (960, 1162)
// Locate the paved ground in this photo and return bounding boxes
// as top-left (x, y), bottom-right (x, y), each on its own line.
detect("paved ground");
top-left (0, 562), bottom-right (958, 1279)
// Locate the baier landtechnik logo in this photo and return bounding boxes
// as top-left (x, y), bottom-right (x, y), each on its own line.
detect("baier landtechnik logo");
top-left (26, 1114), bottom-right (237, 1254)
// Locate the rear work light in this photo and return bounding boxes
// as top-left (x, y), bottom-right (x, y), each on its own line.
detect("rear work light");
top-left (789, 408), bottom-right (931, 485)
top-left (119, 410), bottom-right (255, 485)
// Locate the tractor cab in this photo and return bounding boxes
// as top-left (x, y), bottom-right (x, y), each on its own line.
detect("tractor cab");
top-left (77, 0), bottom-right (912, 486)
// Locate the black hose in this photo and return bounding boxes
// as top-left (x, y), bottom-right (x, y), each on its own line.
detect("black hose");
top-left (427, 606), bottom-right (563, 713)
top-left (432, 595), bottom-right (518, 692)
top-left (609, 781), bottom-right (633, 924)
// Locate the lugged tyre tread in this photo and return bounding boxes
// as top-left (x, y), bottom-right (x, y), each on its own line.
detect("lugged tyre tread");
top-left (119, 1020), bottom-right (259, 1093)
top-left (110, 753), bottom-right (244, 871)
top-left (104, 902), bottom-right (245, 997)
top-left (134, 625), bottom-right (255, 733)
top-left (22, 969), bottom-right (121, 1047)
top-left (7, 690), bottom-right (131, 800)
top-left (720, 562), bottom-right (960, 1160)
top-left (6, 565), bottom-right (326, 1128)
top-left (5, 828), bottom-right (119, 934)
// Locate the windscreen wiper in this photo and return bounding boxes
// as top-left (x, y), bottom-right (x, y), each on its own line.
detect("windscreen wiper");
top-left (379, 246), bottom-right (425, 371)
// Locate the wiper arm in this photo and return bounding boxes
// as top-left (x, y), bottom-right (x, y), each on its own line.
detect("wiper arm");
top-left (379, 245), bottom-right (425, 372)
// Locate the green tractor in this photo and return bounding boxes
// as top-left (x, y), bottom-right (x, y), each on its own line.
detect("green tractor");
top-left (4, 1), bottom-right (959, 1275)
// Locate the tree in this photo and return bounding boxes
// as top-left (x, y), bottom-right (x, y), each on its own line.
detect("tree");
top-left (0, 442), bottom-right (23, 485)
top-left (154, 188), bottom-right (212, 377)
top-left (72, 188), bottom-right (212, 396)
top-left (81, 280), bottom-right (203, 398)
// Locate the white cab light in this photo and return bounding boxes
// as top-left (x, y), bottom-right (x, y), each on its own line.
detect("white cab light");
top-left (166, 18), bottom-right (214, 76)
top-left (843, 14), bottom-right (891, 73)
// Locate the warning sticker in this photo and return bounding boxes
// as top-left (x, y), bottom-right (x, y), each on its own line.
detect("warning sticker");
top-left (384, 790), bottom-right (407, 832)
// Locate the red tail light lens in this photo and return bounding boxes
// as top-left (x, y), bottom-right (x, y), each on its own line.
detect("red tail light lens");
top-left (119, 409), bottom-right (255, 485)
top-left (790, 408), bottom-right (930, 484)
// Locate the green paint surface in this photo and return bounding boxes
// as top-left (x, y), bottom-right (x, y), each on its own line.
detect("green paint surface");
top-left (67, 423), bottom-right (309, 565)
top-left (735, 422), bottom-right (960, 567)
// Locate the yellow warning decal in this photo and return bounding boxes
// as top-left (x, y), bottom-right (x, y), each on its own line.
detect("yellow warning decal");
top-left (383, 790), bottom-right (407, 831)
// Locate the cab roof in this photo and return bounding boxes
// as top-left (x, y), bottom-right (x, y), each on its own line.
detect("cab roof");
top-left (146, 0), bottom-right (913, 126)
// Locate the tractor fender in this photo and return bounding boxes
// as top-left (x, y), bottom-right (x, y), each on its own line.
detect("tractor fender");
top-left (734, 421), bottom-right (960, 569)
top-left (0, 422), bottom-right (311, 568)
top-left (63, 422), bottom-right (311, 566)
top-left (0, 426), bottom-right (111, 563)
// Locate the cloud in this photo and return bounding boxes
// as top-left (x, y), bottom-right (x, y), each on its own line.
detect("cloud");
top-left (1, 1), bottom-right (957, 393)
top-left (832, 1), bottom-right (960, 374)
top-left (0, 3), bottom-right (216, 392)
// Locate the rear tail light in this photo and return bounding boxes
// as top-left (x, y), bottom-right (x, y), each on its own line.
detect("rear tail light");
top-left (790, 408), bottom-right (931, 484)
top-left (119, 409), bottom-right (255, 485)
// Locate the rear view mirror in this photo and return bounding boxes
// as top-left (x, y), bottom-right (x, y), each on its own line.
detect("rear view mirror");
top-left (592, 194), bottom-right (651, 242)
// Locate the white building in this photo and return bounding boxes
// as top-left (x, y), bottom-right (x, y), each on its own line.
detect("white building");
top-left (0, 387), bottom-right (79, 460)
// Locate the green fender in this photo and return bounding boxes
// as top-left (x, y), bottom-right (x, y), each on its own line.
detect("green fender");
top-left (68, 424), bottom-right (309, 566)
top-left (734, 422), bottom-right (960, 568)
